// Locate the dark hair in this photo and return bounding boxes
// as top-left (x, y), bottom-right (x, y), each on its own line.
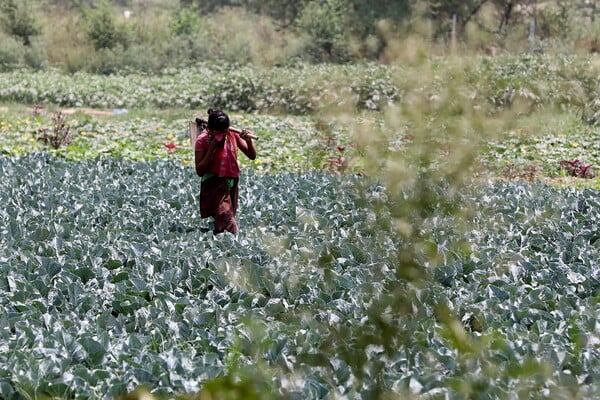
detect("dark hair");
top-left (207, 109), bottom-right (230, 131)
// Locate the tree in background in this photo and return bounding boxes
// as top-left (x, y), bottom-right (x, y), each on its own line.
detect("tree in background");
top-left (0, 0), bottom-right (41, 45)
top-left (178, 0), bottom-right (411, 61)
top-left (171, 6), bottom-right (197, 36)
top-left (84, 3), bottom-right (128, 50)
top-left (0, 0), bottom-right (598, 72)
top-left (425, 0), bottom-right (503, 38)
top-left (421, 0), bottom-right (581, 46)
top-left (295, 0), bottom-right (351, 63)
top-left (346, 0), bottom-right (411, 38)
top-left (242, 0), bottom-right (303, 24)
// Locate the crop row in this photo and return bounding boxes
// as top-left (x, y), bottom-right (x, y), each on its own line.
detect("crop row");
top-left (1, 54), bottom-right (599, 114)
top-left (1, 155), bottom-right (599, 398)
top-left (0, 110), bottom-right (356, 174)
top-left (0, 63), bottom-right (398, 114)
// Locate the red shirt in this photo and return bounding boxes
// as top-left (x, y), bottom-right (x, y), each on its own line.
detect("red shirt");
top-left (195, 129), bottom-right (241, 178)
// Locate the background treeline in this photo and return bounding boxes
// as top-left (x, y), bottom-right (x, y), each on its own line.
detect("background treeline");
top-left (0, 0), bottom-right (599, 73)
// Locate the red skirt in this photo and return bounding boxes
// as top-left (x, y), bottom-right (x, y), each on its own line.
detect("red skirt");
top-left (200, 177), bottom-right (239, 234)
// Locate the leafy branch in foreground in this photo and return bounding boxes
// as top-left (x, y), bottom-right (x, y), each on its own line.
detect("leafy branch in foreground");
top-left (309, 50), bottom-right (534, 397)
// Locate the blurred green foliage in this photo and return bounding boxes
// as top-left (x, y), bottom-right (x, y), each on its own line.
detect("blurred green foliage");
top-left (0, 0), bottom-right (40, 45)
top-left (83, 2), bottom-right (129, 50)
top-left (1, 1), bottom-right (600, 399)
top-left (1, 0), bottom-right (599, 72)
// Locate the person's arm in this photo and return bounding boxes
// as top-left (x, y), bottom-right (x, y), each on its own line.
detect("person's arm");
top-left (195, 137), bottom-right (219, 176)
top-left (237, 129), bottom-right (256, 160)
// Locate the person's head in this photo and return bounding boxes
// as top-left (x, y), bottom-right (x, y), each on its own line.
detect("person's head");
top-left (207, 109), bottom-right (230, 132)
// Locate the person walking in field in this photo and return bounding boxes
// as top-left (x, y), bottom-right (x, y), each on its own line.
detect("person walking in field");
top-left (194, 109), bottom-right (257, 234)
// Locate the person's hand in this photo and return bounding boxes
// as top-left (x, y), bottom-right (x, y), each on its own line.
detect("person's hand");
top-left (207, 136), bottom-right (220, 155)
top-left (240, 129), bottom-right (253, 141)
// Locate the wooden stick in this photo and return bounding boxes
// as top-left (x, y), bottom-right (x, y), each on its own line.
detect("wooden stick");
top-left (189, 121), bottom-right (258, 149)
top-left (229, 127), bottom-right (259, 140)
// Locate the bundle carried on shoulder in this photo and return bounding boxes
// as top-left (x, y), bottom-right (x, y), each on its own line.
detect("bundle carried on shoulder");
top-left (189, 110), bottom-right (258, 149)
top-left (188, 117), bottom-right (208, 149)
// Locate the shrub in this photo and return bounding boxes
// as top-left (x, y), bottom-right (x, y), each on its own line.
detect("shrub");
top-left (475, 53), bottom-right (599, 110)
top-left (170, 7), bottom-right (196, 37)
top-left (224, 9), bottom-right (302, 66)
top-left (62, 49), bottom-right (95, 74)
top-left (0, 0), bottom-right (41, 45)
top-left (162, 33), bottom-right (211, 67)
top-left (0, 35), bottom-right (25, 69)
top-left (23, 39), bottom-right (47, 70)
top-left (84, 4), bottom-right (128, 50)
top-left (125, 44), bottom-right (167, 72)
top-left (192, 7), bottom-right (298, 67)
top-left (0, 34), bottom-right (47, 71)
top-left (208, 68), bottom-right (261, 111)
top-left (89, 46), bottom-right (125, 75)
top-left (295, 0), bottom-right (353, 63)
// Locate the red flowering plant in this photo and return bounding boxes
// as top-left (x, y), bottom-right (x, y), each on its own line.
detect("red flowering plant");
top-left (324, 145), bottom-right (348, 173)
top-left (559, 159), bottom-right (594, 178)
top-left (162, 142), bottom-right (181, 152)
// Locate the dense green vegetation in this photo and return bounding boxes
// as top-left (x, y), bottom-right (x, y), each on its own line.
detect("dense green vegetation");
top-left (0, 53), bottom-right (598, 399)
top-left (1, 1), bottom-right (600, 399)
top-left (1, 53), bottom-right (598, 183)
top-left (1, 0), bottom-right (600, 72)
top-left (1, 156), bottom-right (599, 399)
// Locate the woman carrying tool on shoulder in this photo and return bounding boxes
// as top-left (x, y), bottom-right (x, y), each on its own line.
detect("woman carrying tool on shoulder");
top-left (194, 109), bottom-right (257, 234)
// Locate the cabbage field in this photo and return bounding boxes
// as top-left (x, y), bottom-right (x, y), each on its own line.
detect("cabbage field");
top-left (1, 154), bottom-right (599, 400)
top-left (1, 56), bottom-right (600, 399)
